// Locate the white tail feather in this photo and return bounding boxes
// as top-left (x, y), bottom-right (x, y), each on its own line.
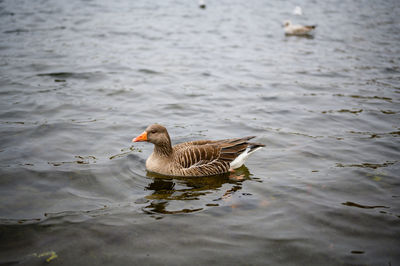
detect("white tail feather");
top-left (229, 146), bottom-right (263, 170)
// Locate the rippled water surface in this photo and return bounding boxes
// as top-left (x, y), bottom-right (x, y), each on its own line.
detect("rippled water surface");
top-left (1, 0), bottom-right (400, 265)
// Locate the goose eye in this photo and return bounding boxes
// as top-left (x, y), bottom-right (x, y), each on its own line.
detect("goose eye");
top-left (151, 130), bottom-right (156, 134)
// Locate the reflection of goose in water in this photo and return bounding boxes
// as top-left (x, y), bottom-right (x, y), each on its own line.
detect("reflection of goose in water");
top-left (283, 20), bottom-right (316, 36)
top-left (141, 166), bottom-right (252, 215)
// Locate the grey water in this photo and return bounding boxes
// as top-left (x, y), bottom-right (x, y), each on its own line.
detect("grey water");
top-left (1, 0), bottom-right (399, 265)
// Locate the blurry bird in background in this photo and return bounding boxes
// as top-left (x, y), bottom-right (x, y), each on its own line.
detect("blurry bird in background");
top-left (283, 20), bottom-right (316, 36)
top-left (293, 6), bottom-right (302, 15)
top-left (199, 0), bottom-right (206, 9)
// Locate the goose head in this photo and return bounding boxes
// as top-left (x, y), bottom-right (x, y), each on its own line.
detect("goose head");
top-left (283, 20), bottom-right (291, 27)
top-left (132, 124), bottom-right (171, 147)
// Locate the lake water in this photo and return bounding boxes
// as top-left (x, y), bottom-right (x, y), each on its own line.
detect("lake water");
top-left (1, 0), bottom-right (399, 265)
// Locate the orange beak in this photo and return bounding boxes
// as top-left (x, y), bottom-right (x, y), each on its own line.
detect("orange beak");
top-left (132, 131), bottom-right (148, 142)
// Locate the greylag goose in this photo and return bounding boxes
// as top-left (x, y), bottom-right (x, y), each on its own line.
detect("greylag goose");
top-left (283, 20), bottom-right (316, 35)
top-left (132, 124), bottom-right (265, 177)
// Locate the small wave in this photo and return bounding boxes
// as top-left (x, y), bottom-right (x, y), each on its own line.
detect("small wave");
top-left (109, 146), bottom-right (142, 160)
top-left (333, 94), bottom-right (392, 102)
top-left (322, 109), bottom-right (363, 114)
top-left (342, 201), bottom-right (389, 209)
top-left (351, 250), bottom-right (365, 254)
top-left (0, 217), bottom-right (42, 225)
top-left (137, 68), bottom-right (163, 75)
top-left (336, 161), bottom-right (397, 169)
top-left (348, 130), bottom-right (400, 138)
top-left (37, 71), bottom-right (104, 80)
top-left (3, 28), bottom-right (29, 34)
top-left (49, 155), bottom-right (97, 166)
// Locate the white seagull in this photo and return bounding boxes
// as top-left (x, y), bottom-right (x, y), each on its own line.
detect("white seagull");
top-left (293, 6), bottom-right (302, 15)
top-left (283, 20), bottom-right (316, 36)
top-left (199, 0), bottom-right (206, 9)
